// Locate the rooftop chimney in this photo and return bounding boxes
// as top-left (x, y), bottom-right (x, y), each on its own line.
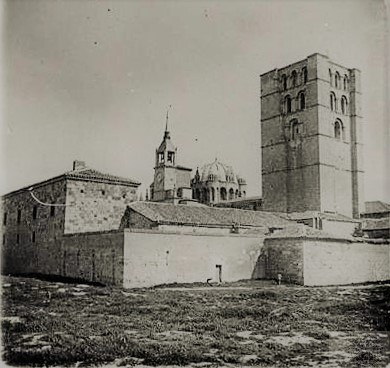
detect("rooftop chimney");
top-left (73, 160), bottom-right (86, 171)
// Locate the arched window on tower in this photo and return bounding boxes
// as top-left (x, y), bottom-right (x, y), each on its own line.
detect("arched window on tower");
top-left (329, 69), bottom-right (332, 86)
top-left (290, 119), bottom-right (300, 140)
top-left (297, 91), bottom-right (305, 110)
top-left (211, 187), bottom-right (215, 202)
top-left (167, 151), bottom-right (175, 164)
top-left (341, 96), bottom-right (348, 115)
top-left (285, 95), bottom-right (292, 114)
top-left (334, 119), bottom-right (344, 140)
top-left (291, 70), bottom-right (297, 87)
top-left (158, 152), bottom-right (164, 163)
top-left (343, 75), bottom-right (348, 90)
top-left (282, 74), bottom-right (287, 91)
top-left (335, 72), bottom-right (340, 88)
top-left (330, 92), bottom-right (336, 111)
top-left (235, 189), bottom-right (239, 198)
top-left (302, 67), bottom-right (308, 84)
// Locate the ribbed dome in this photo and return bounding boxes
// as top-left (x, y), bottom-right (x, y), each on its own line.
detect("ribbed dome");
top-left (200, 159), bottom-right (237, 183)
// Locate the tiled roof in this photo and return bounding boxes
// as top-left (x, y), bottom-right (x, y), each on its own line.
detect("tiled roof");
top-left (267, 225), bottom-right (352, 240)
top-left (364, 201), bottom-right (390, 215)
top-left (65, 169), bottom-right (140, 186)
top-left (362, 218), bottom-right (390, 231)
top-left (214, 196), bottom-right (262, 205)
top-left (2, 166), bottom-right (140, 198)
top-left (128, 201), bottom-right (292, 228)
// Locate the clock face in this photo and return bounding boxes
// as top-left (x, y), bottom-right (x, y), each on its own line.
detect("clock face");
top-left (156, 172), bottom-right (163, 183)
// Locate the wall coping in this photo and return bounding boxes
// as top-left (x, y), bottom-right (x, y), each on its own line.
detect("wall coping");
top-left (63, 229), bottom-right (124, 238)
top-left (123, 227), bottom-right (265, 239)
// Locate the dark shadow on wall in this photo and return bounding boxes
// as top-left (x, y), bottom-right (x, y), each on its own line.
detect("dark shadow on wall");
top-left (3, 273), bottom-right (106, 287)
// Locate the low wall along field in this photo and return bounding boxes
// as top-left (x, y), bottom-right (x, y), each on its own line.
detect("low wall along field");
top-left (263, 237), bottom-right (390, 286)
top-left (304, 241), bottom-right (390, 286)
top-left (123, 229), bottom-right (263, 288)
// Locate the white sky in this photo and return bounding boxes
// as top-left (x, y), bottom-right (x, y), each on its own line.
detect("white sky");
top-left (1, 0), bottom-right (389, 202)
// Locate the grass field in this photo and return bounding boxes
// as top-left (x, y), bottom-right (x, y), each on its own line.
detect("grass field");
top-left (1, 276), bottom-right (389, 367)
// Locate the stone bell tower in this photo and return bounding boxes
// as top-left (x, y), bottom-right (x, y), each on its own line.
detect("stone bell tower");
top-left (260, 53), bottom-right (364, 218)
top-left (150, 111), bottom-right (192, 203)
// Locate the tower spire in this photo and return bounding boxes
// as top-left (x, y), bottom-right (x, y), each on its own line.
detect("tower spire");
top-left (164, 105), bottom-right (172, 139)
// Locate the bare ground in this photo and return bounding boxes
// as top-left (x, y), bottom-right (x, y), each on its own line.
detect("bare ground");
top-left (1, 276), bottom-right (389, 367)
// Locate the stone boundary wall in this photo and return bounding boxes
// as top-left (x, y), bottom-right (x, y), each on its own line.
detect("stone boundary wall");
top-left (2, 231), bottom-right (125, 287)
top-left (304, 240), bottom-right (390, 286)
top-left (257, 239), bottom-right (304, 284)
top-left (262, 237), bottom-right (390, 286)
top-left (123, 230), bottom-right (264, 288)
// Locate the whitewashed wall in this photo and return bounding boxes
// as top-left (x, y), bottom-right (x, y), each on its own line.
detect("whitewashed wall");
top-left (303, 241), bottom-right (390, 286)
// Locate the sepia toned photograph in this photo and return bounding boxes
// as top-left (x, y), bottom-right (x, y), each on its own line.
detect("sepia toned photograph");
top-left (0, 0), bottom-right (389, 367)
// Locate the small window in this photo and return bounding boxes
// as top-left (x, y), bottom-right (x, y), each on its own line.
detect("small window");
top-left (3, 212), bottom-right (7, 226)
top-left (282, 74), bottom-right (287, 91)
top-left (329, 69), bottom-right (332, 86)
top-left (285, 95), bottom-right (292, 114)
top-left (302, 67), bottom-right (308, 84)
top-left (80, 189), bottom-right (84, 193)
top-left (291, 120), bottom-right (300, 140)
top-left (298, 91), bottom-right (305, 110)
top-left (17, 209), bottom-right (21, 224)
top-left (32, 206), bottom-right (38, 220)
top-left (291, 71), bottom-right (297, 87)
top-left (335, 72), bottom-right (340, 88)
top-left (101, 190), bottom-right (105, 196)
top-left (16, 234), bottom-right (20, 244)
top-left (334, 120), bottom-right (344, 140)
top-left (167, 151), bottom-right (174, 163)
top-left (341, 96), bottom-right (348, 114)
top-left (32, 231), bottom-right (36, 243)
top-left (122, 193), bottom-right (126, 199)
top-left (158, 152), bottom-right (164, 163)
top-left (330, 92), bottom-right (336, 111)
top-left (3, 234), bottom-right (5, 246)
top-left (343, 75), bottom-right (348, 90)
top-left (50, 206), bottom-right (55, 217)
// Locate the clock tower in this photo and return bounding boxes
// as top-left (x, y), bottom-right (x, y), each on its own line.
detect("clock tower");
top-left (150, 114), bottom-right (192, 203)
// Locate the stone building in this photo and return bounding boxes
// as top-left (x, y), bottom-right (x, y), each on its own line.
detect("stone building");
top-left (149, 124), bottom-right (192, 203)
top-left (361, 201), bottom-right (390, 239)
top-left (1, 161), bottom-right (140, 278)
top-left (191, 159), bottom-right (247, 205)
top-left (261, 53), bottom-right (364, 219)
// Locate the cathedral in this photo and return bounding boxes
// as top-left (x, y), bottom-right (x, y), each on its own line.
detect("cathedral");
top-left (149, 121), bottom-right (247, 206)
top-left (1, 53), bottom-right (388, 289)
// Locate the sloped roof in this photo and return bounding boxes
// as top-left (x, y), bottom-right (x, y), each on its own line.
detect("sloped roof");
top-left (65, 168), bottom-right (140, 186)
top-left (362, 218), bottom-right (390, 231)
top-left (3, 166), bottom-right (140, 198)
top-left (128, 201), bottom-right (292, 228)
top-left (267, 225), bottom-right (352, 241)
top-left (364, 201), bottom-right (390, 215)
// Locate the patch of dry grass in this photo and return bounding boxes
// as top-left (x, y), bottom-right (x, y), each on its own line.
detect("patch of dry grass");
top-left (1, 276), bottom-right (389, 367)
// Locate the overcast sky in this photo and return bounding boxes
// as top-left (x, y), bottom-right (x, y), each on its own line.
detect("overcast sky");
top-left (1, 0), bottom-right (389, 202)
